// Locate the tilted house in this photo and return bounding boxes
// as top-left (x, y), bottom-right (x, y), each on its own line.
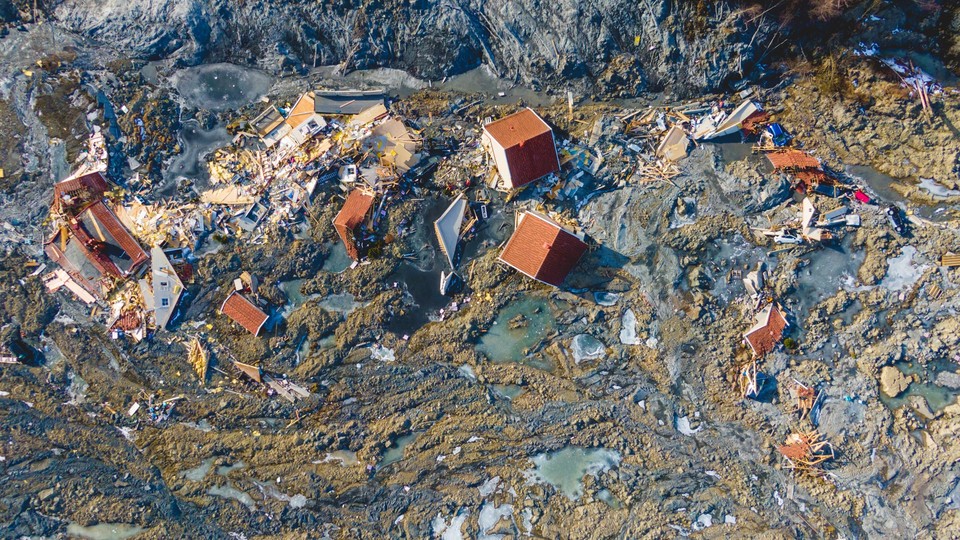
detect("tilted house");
top-left (149, 246), bottom-right (185, 330)
top-left (498, 211), bottom-right (588, 287)
top-left (481, 108), bottom-right (560, 190)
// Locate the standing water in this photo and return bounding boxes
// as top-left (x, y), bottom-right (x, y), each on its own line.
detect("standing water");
top-left (172, 63), bottom-right (273, 111)
top-left (523, 447), bottom-right (621, 501)
top-left (477, 296), bottom-right (556, 371)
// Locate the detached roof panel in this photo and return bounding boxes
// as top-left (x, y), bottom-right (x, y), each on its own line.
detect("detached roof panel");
top-left (766, 150), bottom-right (820, 170)
top-left (77, 201), bottom-right (148, 275)
top-left (252, 106), bottom-right (285, 137)
top-left (434, 194), bottom-right (467, 269)
top-left (484, 108), bottom-right (551, 148)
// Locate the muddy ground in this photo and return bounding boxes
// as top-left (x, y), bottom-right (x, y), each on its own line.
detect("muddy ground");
top-left (1, 18), bottom-right (960, 540)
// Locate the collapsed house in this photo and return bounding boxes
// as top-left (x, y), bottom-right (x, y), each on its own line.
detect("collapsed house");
top-left (252, 92), bottom-right (327, 150)
top-left (220, 291), bottom-right (269, 336)
top-left (482, 108), bottom-right (560, 190)
top-left (743, 303), bottom-right (788, 357)
top-left (333, 189), bottom-right (375, 260)
top-left (278, 92), bottom-right (327, 151)
top-left (498, 210), bottom-right (588, 287)
top-left (45, 200), bottom-right (149, 299)
top-left (251, 105), bottom-right (288, 148)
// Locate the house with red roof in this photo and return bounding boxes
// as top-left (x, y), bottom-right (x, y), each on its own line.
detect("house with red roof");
top-left (743, 303), bottom-right (789, 357)
top-left (333, 189), bottom-right (375, 260)
top-left (44, 200), bottom-right (148, 298)
top-left (498, 210), bottom-right (588, 287)
top-left (220, 291), bottom-right (269, 336)
top-left (481, 108), bottom-right (560, 190)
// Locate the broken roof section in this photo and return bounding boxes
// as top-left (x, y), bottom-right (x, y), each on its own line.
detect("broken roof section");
top-left (362, 118), bottom-right (422, 173)
top-left (220, 291), bottom-right (269, 336)
top-left (656, 125), bottom-right (690, 161)
top-left (349, 103), bottom-right (389, 128)
top-left (766, 150), bottom-right (820, 171)
top-left (234, 360), bottom-right (262, 383)
top-left (482, 108), bottom-right (560, 189)
top-left (251, 105), bottom-right (291, 147)
top-left (743, 303), bottom-right (788, 357)
top-left (434, 194), bottom-right (467, 269)
top-left (498, 210), bottom-right (588, 287)
top-left (314, 89), bottom-right (386, 115)
top-left (333, 189), bottom-right (375, 260)
top-left (52, 171), bottom-right (110, 215)
top-left (45, 200), bottom-right (148, 298)
top-left (151, 246), bottom-right (184, 330)
top-left (252, 105), bottom-right (285, 137)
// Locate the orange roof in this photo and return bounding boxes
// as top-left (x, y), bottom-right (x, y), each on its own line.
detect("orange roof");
top-left (284, 92), bottom-right (317, 130)
top-left (484, 109), bottom-right (559, 187)
top-left (766, 150), bottom-right (820, 170)
top-left (333, 190), bottom-right (375, 260)
top-left (743, 303), bottom-right (788, 357)
top-left (220, 291), bottom-right (269, 336)
top-left (498, 211), bottom-right (588, 287)
top-left (778, 442), bottom-right (810, 461)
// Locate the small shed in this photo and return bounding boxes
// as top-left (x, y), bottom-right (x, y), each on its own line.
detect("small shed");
top-left (481, 108), bottom-right (560, 190)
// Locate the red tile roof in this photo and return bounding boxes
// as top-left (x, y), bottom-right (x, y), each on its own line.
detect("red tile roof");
top-left (498, 211), bottom-right (588, 287)
top-left (52, 171), bottom-right (110, 214)
top-left (220, 291), bottom-right (269, 336)
top-left (484, 108), bottom-right (560, 188)
top-left (79, 201), bottom-right (149, 275)
top-left (743, 303), bottom-right (788, 357)
top-left (333, 190), bottom-right (375, 260)
top-left (766, 150), bottom-right (820, 171)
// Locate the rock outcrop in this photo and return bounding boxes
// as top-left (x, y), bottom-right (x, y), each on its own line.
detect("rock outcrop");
top-left (47, 0), bottom-right (774, 94)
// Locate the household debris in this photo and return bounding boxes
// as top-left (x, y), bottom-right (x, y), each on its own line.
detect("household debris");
top-left (778, 430), bottom-right (835, 476)
top-left (189, 338), bottom-right (209, 386)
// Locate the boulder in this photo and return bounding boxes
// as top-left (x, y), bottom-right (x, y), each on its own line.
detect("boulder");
top-left (879, 366), bottom-right (909, 398)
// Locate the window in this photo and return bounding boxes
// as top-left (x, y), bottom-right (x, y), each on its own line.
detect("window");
top-left (161, 298), bottom-right (169, 307)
